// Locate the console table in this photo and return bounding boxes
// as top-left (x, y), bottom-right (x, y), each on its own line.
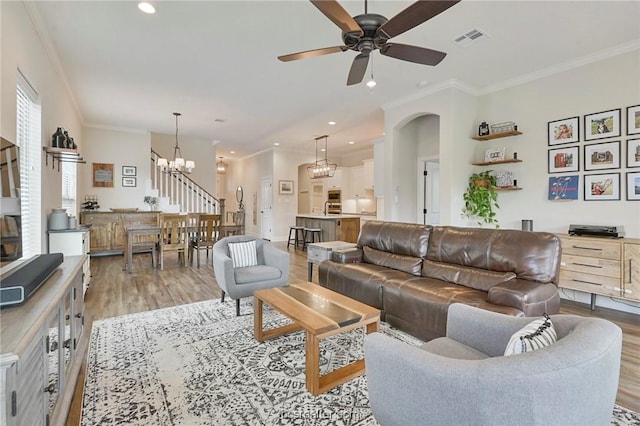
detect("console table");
top-left (0, 255), bottom-right (86, 426)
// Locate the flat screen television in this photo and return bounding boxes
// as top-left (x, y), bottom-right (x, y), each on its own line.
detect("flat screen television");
top-left (0, 136), bottom-right (23, 267)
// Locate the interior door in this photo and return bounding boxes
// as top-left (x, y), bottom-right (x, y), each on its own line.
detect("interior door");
top-left (417, 159), bottom-right (440, 225)
top-left (260, 177), bottom-right (273, 240)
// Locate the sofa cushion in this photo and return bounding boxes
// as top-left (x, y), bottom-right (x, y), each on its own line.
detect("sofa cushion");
top-left (504, 314), bottom-right (557, 356)
top-left (228, 240), bottom-right (258, 268)
top-left (421, 260), bottom-right (516, 291)
top-left (364, 246), bottom-right (423, 276)
top-left (357, 220), bottom-right (432, 258)
top-left (234, 264), bottom-right (281, 284)
top-left (426, 226), bottom-right (562, 283)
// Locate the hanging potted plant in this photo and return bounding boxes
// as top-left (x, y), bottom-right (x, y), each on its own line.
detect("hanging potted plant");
top-left (462, 170), bottom-right (500, 227)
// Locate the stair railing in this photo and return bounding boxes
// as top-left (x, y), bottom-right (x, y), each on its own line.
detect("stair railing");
top-left (150, 149), bottom-right (224, 216)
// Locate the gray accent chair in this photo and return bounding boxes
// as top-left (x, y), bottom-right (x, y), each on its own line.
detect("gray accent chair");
top-left (212, 235), bottom-right (290, 315)
top-left (364, 303), bottom-right (622, 426)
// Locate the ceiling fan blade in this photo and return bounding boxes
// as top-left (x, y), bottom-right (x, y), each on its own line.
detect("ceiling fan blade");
top-left (347, 53), bottom-right (369, 86)
top-left (378, 1), bottom-right (460, 39)
top-left (278, 46), bottom-right (348, 62)
top-left (310, 0), bottom-right (363, 36)
top-left (380, 43), bottom-right (447, 66)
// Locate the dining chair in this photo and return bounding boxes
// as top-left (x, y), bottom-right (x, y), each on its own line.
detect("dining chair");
top-left (121, 214), bottom-right (159, 273)
top-left (157, 213), bottom-right (189, 270)
top-left (188, 213), bottom-right (222, 267)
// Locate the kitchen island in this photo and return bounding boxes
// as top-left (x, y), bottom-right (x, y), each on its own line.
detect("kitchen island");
top-left (296, 214), bottom-right (361, 243)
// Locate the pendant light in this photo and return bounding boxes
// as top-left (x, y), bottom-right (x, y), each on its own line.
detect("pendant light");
top-left (307, 135), bottom-right (337, 179)
top-left (216, 156), bottom-right (227, 174)
top-left (157, 112), bottom-right (195, 174)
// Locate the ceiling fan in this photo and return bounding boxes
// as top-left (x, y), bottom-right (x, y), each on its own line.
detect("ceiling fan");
top-left (278, 0), bottom-right (460, 86)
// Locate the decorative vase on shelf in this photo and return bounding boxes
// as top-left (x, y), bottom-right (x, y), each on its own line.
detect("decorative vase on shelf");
top-left (52, 127), bottom-right (65, 148)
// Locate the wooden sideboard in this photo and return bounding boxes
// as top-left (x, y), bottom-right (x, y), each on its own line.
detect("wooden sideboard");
top-left (80, 211), bottom-right (159, 255)
top-left (556, 234), bottom-right (640, 308)
top-left (0, 256), bottom-right (86, 426)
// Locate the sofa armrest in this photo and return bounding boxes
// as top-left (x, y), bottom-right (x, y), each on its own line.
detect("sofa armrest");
top-left (263, 243), bottom-right (290, 277)
top-left (212, 246), bottom-right (236, 293)
top-left (445, 303), bottom-right (537, 357)
top-left (331, 247), bottom-right (363, 263)
top-left (488, 279), bottom-right (560, 316)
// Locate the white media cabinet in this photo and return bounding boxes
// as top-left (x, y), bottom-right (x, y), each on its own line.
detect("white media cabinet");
top-left (0, 255), bottom-right (86, 426)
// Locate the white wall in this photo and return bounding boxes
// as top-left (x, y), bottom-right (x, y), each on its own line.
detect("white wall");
top-left (477, 49), bottom-right (640, 237)
top-left (80, 126), bottom-right (151, 210)
top-left (380, 52), bottom-right (640, 314)
top-left (1, 2), bottom-right (83, 253)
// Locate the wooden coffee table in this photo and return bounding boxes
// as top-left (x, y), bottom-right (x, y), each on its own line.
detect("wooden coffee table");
top-left (254, 281), bottom-right (380, 395)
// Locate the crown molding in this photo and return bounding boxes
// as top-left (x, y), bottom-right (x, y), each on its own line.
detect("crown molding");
top-left (479, 40), bottom-right (640, 96)
top-left (23, 2), bottom-right (84, 123)
top-left (85, 122), bottom-right (149, 135)
top-left (382, 79), bottom-right (480, 111)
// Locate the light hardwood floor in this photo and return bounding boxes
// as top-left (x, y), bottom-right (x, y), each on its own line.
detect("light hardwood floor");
top-left (66, 243), bottom-right (640, 424)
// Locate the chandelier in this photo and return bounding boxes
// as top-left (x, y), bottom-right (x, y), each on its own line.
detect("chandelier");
top-left (157, 112), bottom-right (195, 174)
top-left (307, 135), bottom-right (337, 179)
top-left (216, 157), bottom-right (227, 174)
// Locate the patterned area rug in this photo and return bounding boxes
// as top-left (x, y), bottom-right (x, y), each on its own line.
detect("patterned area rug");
top-left (82, 299), bottom-right (640, 426)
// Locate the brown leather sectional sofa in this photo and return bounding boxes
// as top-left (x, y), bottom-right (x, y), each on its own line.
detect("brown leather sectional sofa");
top-left (318, 221), bottom-right (562, 341)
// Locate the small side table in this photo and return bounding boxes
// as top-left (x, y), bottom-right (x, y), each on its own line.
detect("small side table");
top-left (307, 240), bottom-right (357, 282)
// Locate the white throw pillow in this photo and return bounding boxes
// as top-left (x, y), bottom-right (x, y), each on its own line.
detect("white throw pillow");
top-left (228, 240), bottom-right (258, 268)
top-left (504, 314), bottom-right (557, 356)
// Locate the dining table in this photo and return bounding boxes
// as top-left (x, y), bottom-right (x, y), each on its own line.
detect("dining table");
top-left (124, 221), bottom-right (244, 273)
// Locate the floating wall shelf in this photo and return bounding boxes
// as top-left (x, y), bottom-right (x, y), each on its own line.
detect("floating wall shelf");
top-left (472, 130), bottom-right (523, 141)
top-left (43, 146), bottom-right (86, 171)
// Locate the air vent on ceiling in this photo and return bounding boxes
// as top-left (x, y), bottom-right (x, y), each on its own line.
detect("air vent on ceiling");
top-left (453, 28), bottom-right (487, 47)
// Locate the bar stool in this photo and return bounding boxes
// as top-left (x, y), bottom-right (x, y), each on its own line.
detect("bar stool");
top-left (287, 226), bottom-right (305, 249)
top-left (303, 227), bottom-right (322, 249)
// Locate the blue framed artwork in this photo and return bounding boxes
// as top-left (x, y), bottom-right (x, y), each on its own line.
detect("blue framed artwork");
top-left (548, 175), bottom-right (579, 200)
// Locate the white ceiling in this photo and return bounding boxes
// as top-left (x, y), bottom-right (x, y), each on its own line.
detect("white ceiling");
top-left (31, 1), bottom-right (639, 159)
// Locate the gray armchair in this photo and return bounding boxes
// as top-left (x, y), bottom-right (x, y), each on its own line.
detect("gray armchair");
top-left (212, 235), bottom-right (290, 315)
top-left (364, 303), bottom-right (622, 426)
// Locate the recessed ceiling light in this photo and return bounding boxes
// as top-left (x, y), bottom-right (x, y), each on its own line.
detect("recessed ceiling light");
top-left (348, 141), bottom-right (355, 145)
top-left (229, 151), bottom-right (235, 154)
top-left (328, 121), bottom-right (336, 126)
top-left (138, 2), bottom-right (156, 14)
top-left (321, 148), bottom-right (326, 152)
top-left (274, 142), bottom-right (280, 146)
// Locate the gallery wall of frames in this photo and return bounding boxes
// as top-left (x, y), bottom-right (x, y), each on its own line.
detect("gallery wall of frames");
top-left (547, 105), bottom-right (640, 201)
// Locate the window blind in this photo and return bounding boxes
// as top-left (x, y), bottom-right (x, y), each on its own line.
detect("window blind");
top-left (61, 161), bottom-right (77, 213)
top-left (16, 69), bottom-right (42, 258)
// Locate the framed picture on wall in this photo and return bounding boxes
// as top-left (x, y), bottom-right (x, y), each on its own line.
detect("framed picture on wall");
top-left (584, 108), bottom-right (621, 141)
top-left (584, 173), bottom-right (620, 201)
top-left (584, 141), bottom-right (620, 171)
top-left (548, 146), bottom-right (579, 173)
top-left (122, 166), bottom-right (137, 176)
top-left (122, 177), bottom-right (136, 187)
top-left (627, 105), bottom-right (640, 135)
top-left (279, 180), bottom-right (294, 194)
top-left (627, 138), bottom-right (640, 168)
top-left (548, 116), bottom-right (579, 145)
top-left (626, 172), bottom-right (640, 201)
top-left (548, 175), bottom-right (579, 200)
top-left (93, 163), bottom-right (114, 187)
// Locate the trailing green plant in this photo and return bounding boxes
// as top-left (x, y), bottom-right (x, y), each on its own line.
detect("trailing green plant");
top-left (462, 170), bottom-right (500, 227)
